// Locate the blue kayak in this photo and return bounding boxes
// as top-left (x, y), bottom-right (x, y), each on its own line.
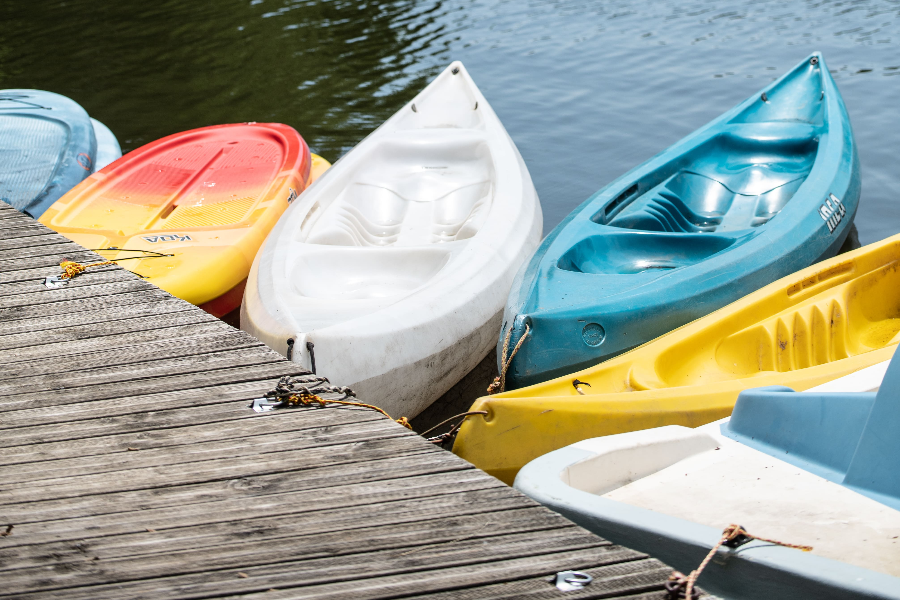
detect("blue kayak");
top-left (0, 89), bottom-right (121, 218)
top-left (501, 53), bottom-right (859, 390)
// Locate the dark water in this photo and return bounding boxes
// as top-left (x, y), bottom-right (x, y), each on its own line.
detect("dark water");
top-left (3, 0), bottom-right (899, 243)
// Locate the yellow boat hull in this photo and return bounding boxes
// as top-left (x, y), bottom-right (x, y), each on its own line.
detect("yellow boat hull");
top-left (453, 234), bottom-right (900, 484)
top-left (39, 123), bottom-right (330, 317)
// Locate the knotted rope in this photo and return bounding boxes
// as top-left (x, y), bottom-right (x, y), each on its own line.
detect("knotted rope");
top-left (487, 323), bottom-right (530, 395)
top-left (666, 524), bottom-right (812, 599)
top-left (59, 260), bottom-right (116, 279)
top-left (262, 375), bottom-right (412, 430)
top-left (54, 249), bottom-right (174, 283)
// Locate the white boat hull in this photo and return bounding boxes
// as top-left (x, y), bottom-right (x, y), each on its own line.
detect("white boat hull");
top-left (514, 362), bottom-right (900, 598)
top-left (242, 61), bottom-right (542, 418)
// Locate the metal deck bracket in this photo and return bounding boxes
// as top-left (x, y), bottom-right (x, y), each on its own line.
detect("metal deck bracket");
top-left (552, 571), bottom-right (593, 591)
top-left (43, 276), bottom-right (68, 289)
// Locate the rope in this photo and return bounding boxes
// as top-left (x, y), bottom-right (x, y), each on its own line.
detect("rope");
top-left (487, 323), bottom-right (530, 395)
top-left (419, 411), bottom-right (489, 438)
top-left (54, 249), bottom-right (174, 283)
top-left (59, 260), bottom-right (116, 279)
top-left (263, 375), bottom-right (412, 430)
top-left (667, 524), bottom-right (812, 599)
top-left (88, 247), bottom-right (173, 258)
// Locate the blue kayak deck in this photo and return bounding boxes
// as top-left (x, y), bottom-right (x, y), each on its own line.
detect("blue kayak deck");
top-left (501, 53), bottom-right (859, 389)
top-left (0, 200), bottom-right (686, 599)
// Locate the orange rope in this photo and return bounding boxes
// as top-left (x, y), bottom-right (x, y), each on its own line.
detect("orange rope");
top-left (673, 524), bottom-right (812, 598)
top-left (282, 388), bottom-right (412, 430)
top-left (59, 260), bottom-right (116, 280)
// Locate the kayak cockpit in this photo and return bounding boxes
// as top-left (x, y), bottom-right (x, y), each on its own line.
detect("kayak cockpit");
top-left (598, 121), bottom-right (820, 234)
top-left (302, 129), bottom-right (494, 247)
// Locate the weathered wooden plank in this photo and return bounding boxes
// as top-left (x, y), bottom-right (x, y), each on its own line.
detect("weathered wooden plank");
top-left (0, 268), bottom-right (136, 297)
top-left (0, 239), bottom-right (87, 261)
top-left (3, 541), bottom-right (644, 600)
top-left (0, 232), bottom-right (73, 252)
top-left (0, 320), bottom-right (238, 368)
top-left (0, 344), bottom-right (283, 397)
top-left (0, 203), bottom-right (26, 216)
top-left (0, 260), bottom-right (117, 285)
top-left (0, 525), bottom-right (612, 597)
top-left (0, 505), bottom-right (571, 572)
top-left (235, 548), bottom-right (662, 600)
top-left (0, 452), bottom-right (468, 526)
top-left (0, 277), bottom-right (155, 308)
top-left (0, 220), bottom-right (62, 236)
top-left (0, 210), bottom-right (31, 220)
top-left (2, 417), bottom-right (407, 484)
top-left (0, 405), bottom-right (383, 466)
top-left (0, 296), bottom-right (195, 340)
top-left (0, 361), bottom-right (307, 418)
top-left (401, 560), bottom-right (674, 600)
top-left (0, 304), bottom-right (210, 350)
top-left (0, 287), bottom-right (172, 324)
top-left (0, 248), bottom-right (102, 275)
top-left (4, 469), bottom-right (508, 548)
top-left (0, 329), bottom-right (263, 381)
top-left (0, 266), bottom-right (120, 287)
top-left (0, 434), bottom-right (442, 505)
top-left (0, 378), bottom-right (318, 435)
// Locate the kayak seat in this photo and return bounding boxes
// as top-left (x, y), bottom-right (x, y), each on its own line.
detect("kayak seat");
top-left (306, 130), bottom-right (493, 247)
top-left (602, 121), bottom-right (818, 233)
top-left (291, 246), bottom-right (451, 301)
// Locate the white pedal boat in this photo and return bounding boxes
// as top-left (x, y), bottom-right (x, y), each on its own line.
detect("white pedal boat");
top-left (242, 61), bottom-right (542, 418)
top-left (515, 356), bottom-right (900, 599)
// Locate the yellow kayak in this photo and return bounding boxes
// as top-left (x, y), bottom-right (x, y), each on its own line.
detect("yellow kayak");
top-left (453, 233), bottom-right (900, 484)
top-left (39, 123), bottom-right (330, 317)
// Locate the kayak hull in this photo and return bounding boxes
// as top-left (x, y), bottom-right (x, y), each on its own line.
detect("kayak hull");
top-left (40, 123), bottom-right (314, 312)
top-left (453, 232), bottom-right (900, 484)
top-left (242, 61), bottom-right (543, 418)
top-left (90, 118), bottom-right (123, 172)
top-left (0, 90), bottom-right (121, 218)
top-left (501, 53), bottom-right (860, 390)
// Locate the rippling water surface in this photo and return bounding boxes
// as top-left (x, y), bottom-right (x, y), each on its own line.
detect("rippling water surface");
top-left (2, 0), bottom-right (899, 241)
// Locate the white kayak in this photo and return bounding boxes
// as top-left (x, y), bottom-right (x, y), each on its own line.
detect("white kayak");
top-left (241, 61), bottom-right (543, 418)
top-left (514, 355), bottom-right (900, 599)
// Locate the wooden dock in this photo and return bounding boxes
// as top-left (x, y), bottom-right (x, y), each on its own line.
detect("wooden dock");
top-left (0, 202), bottom-right (681, 599)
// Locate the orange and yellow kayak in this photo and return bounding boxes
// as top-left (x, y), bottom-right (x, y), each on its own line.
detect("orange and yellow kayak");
top-left (40, 123), bottom-right (330, 316)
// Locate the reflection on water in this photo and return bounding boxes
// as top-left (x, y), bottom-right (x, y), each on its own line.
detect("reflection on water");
top-left (2, 0), bottom-right (899, 242)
